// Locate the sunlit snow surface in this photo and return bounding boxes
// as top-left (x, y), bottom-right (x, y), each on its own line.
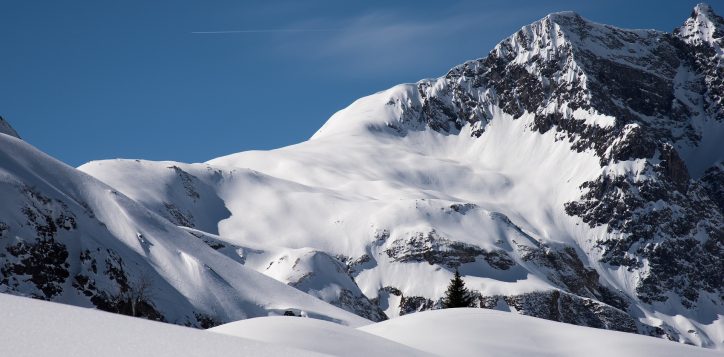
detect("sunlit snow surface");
top-left (82, 108), bottom-right (600, 304)
top-left (0, 132), bottom-right (368, 327)
top-left (211, 307), bottom-right (720, 357)
top-left (2, 293), bottom-right (714, 357)
top-left (0, 293), bottom-right (326, 357)
top-left (359, 309), bottom-right (721, 357)
top-left (80, 93), bottom-right (722, 346)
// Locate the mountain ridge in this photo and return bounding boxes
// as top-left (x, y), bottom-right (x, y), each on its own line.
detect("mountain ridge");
top-left (80, 3), bottom-right (724, 347)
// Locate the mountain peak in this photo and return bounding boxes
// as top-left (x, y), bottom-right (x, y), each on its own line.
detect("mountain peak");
top-left (676, 3), bottom-right (724, 49)
top-left (0, 116), bottom-right (20, 139)
top-left (545, 10), bottom-right (582, 21)
top-left (694, 3), bottom-right (717, 18)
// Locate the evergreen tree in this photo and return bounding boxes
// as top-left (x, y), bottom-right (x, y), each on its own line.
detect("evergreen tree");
top-left (442, 269), bottom-right (474, 308)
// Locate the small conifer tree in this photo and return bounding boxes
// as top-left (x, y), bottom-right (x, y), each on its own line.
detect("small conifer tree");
top-left (442, 269), bottom-right (474, 308)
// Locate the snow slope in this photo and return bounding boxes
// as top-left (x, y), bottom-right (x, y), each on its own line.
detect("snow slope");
top-left (208, 307), bottom-right (719, 357)
top-left (359, 308), bottom-right (721, 357)
top-left (7, 292), bottom-right (715, 357)
top-left (0, 293), bottom-right (327, 357)
top-left (80, 119), bottom-right (604, 319)
top-left (211, 316), bottom-right (434, 356)
top-left (0, 131), bottom-right (368, 327)
top-left (81, 93), bottom-right (724, 347)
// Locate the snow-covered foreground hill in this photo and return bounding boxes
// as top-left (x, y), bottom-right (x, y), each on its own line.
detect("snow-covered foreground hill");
top-left (0, 2), bottom-right (722, 353)
top-left (211, 315), bottom-right (435, 356)
top-left (359, 309), bottom-right (722, 357)
top-left (0, 293), bottom-right (326, 357)
top-left (3, 293), bottom-right (716, 357)
top-left (211, 307), bottom-right (719, 357)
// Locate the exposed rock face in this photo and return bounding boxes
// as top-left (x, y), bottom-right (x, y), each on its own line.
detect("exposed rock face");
top-left (675, 3), bottom-right (724, 119)
top-left (0, 184), bottom-right (166, 322)
top-left (375, 288), bottom-right (636, 334)
top-left (478, 291), bottom-right (638, 333)
top-left (72, 248), bottom-right (165, 322)
top-left (399, 295), bottom-right (438, 316)
top-left (371, 286), bottom-right (439, 317)
top-left (2, 236), bottom-right (70, 299)
top-left (372, 208), bottom-right (635, 328)
top-left (1, 185), bottom-right (74, 299)
top-left (514, 244), bottom-right (629, 311)
top-left (384, 229), bottom-right (514, 269)
top-left (701, 163), bottom-right (724, 212)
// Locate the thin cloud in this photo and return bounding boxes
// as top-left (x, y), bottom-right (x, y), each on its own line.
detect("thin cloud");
top-left (191, 29), bottom-right (338, 34)
top-left (271, 10), bottom-right (519, 77)
top-left (190, 3), bottom-right (545, 78)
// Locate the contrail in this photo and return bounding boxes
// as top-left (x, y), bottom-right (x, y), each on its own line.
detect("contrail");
top-left (191, 29), bottom-right (338, 34)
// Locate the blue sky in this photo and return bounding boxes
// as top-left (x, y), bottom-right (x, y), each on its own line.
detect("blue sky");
top-left (0, 0), bottom-right (708, 166)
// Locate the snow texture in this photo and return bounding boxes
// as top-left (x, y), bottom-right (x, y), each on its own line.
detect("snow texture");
top-left (211, 316), bottom-right (434, 356)
top-left (360, 308), bottom-right (721, 357)
top-left (0, 293), bottom-right (327, 357)
top-left (0, 132), bottom-right (368, 328)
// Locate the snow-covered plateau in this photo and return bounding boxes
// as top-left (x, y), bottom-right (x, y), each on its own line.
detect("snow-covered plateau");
top-left (0, 2), bottom-right (722, 355)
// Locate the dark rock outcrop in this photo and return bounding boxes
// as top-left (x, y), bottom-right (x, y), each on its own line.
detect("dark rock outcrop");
top-left (478, 291), bottom-right (637, 333)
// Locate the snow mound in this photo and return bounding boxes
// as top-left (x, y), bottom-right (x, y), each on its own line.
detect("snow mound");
top-left (211, 316), bottom-right (434, 356)
top-left (359, 308), bottom-right (721, 357)
top-left (0, 293), bottom-right (327, 357)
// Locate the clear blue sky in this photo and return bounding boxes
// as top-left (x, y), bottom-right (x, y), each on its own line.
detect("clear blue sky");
top-left (0, 0), bottom-right (708, 166)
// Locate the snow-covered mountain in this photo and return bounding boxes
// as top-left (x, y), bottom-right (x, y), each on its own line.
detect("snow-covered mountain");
top-left (0, 121), bottom-right (368, 328)
top-left (1, 2), bottom-right (722, 351)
